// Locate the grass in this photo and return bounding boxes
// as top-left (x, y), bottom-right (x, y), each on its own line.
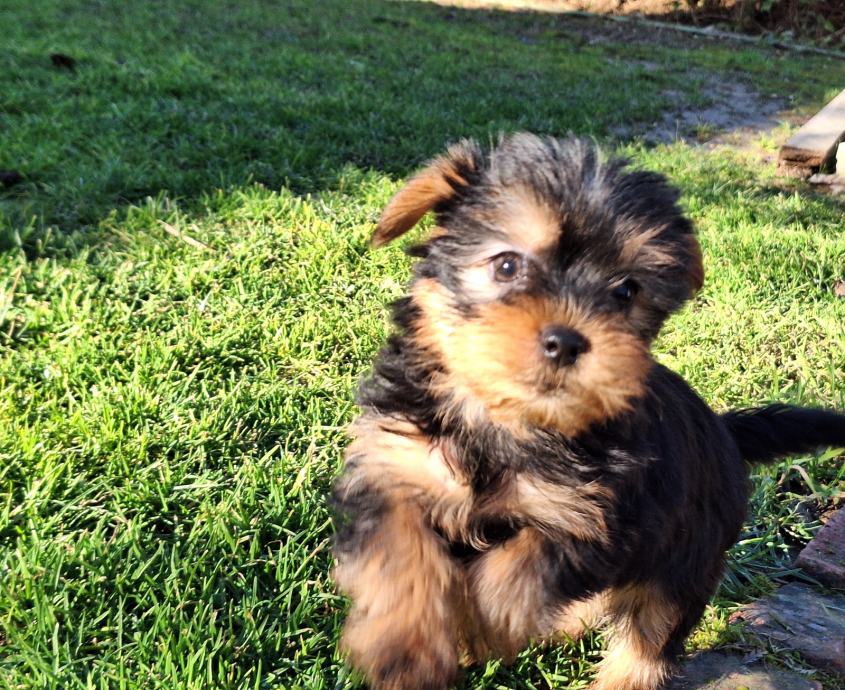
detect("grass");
top-left (1, 0), bottom-right (844, 688)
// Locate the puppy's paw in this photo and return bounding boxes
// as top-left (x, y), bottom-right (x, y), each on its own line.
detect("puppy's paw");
top-left (370, 641), bottom-right (459, 690)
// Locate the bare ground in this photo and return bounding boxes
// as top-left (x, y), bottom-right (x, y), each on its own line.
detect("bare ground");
top-left (434, 2), bottom-right (821, 158)
top-left (616, 78), bottom-right (795, 156)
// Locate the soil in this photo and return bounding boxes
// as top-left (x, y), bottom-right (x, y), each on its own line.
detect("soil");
top-left (436, 3), bottom-right (825, 158)
top-left (446, 0), bottom-right (845, 44)
top-left (614, 78), bottom-right (790, 149)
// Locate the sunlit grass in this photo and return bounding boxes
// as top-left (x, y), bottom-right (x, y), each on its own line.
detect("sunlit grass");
top-left (1, 1), bottom-right (844, 688)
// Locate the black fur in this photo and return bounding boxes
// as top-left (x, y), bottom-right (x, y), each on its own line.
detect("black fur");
top-left (357, 342), bottom-right (752, 603)
top-left (414, 136), bottom-right (700, 341)
top-left (332, 134), bottom-right (845, 690)
top-left (723, 404), bottom-right (845, 464)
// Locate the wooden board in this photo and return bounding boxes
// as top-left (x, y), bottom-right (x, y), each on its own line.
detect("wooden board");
top-left (779, 89), bottom-right (845, 170)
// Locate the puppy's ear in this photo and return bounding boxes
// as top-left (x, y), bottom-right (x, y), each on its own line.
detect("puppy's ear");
top-left (371, 141), bottom-right (480, 247)
top-left (686, 235), bottom-right (704, 293)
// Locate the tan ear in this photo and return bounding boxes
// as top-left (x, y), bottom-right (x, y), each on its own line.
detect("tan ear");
top-left (686, 235), bottom-right (704, 293)
top-left (371, 142), bottom-right (479, 247)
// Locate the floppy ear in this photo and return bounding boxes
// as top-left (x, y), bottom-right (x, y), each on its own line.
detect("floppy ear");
top-left (371, 141), bottom-right (480, 247)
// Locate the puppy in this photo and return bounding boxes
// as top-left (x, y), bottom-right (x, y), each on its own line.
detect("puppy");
top-left (331, 134), bottom-right (845, 690)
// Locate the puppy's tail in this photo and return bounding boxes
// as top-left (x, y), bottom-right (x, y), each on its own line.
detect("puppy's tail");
top-left (722, 404), bottom-right (845, 464)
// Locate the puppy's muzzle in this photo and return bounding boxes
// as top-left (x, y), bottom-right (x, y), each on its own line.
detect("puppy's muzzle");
top-left (540, 326), bottom-right (590, 367)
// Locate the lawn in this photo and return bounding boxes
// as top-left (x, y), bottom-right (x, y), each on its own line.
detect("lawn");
top-left (1, 1), bottom-right (844, 688)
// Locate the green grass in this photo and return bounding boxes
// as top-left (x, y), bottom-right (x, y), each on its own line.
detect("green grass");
top-left (1, 1), bottom-right (844, 688)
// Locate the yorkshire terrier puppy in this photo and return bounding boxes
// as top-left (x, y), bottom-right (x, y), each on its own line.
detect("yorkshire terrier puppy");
top-left (331, 134), bottom-right (845, 690)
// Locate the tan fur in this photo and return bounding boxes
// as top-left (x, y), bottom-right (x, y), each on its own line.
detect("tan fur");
top-left (371, 145), bottom-right (476, 247)
top-left (685, 235), bottom-right (705, 293)
top-left (411, 279), bottom-right (652, 437)
top-left (591, 583), bottom-right (679, 690)
top-left (467, 526), bottom-right (609, 660)
top-left (343, 416), bottom-right (609, 546)
top-left (497, 187), bottom-right (560, 255)
top-left (619, 227), bottom-right (678, 270)
top-left (620, 228), bottom-right (704, 295)
top-left (345, 416), bottom-right (464, 494)
top-left (343, 416), bottom-right (475, 544)
top-left (592, 643), bottom-right (671, 690)
top-left (466, 528), bottom-right (550, 660)
top-left (554, 593), bottom-right (608, 640)
top-left (509, 474), bottom-right (610, 542)
top-left (335, 500), bottom-right (465, 690)
top-left (336, 419), bottom-right (477, 688)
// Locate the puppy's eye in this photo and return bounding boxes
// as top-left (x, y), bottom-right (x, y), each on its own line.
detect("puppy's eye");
top-left (611, 279), bottom-right (638, 305)
top-left (491, 252), bottom-right (523, 282)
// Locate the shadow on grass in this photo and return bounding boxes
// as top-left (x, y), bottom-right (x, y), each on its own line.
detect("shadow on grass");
top-left (1, 0), bottom-right (840, 260)
top-left (2, 5), bottom-right (845, 689)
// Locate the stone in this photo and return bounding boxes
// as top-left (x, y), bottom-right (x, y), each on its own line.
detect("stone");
top-left (49, 53), bottom-right (76, 70)
top-left (0, 170), bottom-right (23, 188)
top-left (667, 652), bottom-right (821, 690)
top-left (808, 173), bottom-right (841, 185)
top-left (732, 582), bottom-right (845, 674)
top-left (796, 508), bottom-right (845, 588)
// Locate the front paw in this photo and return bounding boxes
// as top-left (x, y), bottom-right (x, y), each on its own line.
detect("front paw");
top-left (467, 529), bottom-right (549, 659)
top-left (342, 614), bottom-right (459, 690)
top-left (370, 642), bottom-right (459, 690)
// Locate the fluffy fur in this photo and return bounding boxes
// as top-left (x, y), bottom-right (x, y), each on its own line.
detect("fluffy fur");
top-left (331, 134), bottom-right (845, 690)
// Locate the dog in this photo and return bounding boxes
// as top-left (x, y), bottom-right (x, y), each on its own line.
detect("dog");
top-left (330, 133), bottom-right (845, 690)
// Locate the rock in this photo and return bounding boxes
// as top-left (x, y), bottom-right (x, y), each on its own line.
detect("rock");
top-left (808, 173), bottom-right (843, 185)
top-left (796, 508), bottom-right (845, 587)
top-left (732, 582), bottom-right (845, 674)
top-left (49, 53), bottom-right (76, 70)
top-left (667, 652), bottom-right (821, 689)
top-left (0, 170), bottom-right (23, 188)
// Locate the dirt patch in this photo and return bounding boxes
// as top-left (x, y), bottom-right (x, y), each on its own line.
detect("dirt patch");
top-left (434, 1), bottom-right (733, 48)
top-left (435, 3), bottom-right (814, 155)
top-left (613, 77), bottom-right (790, 150)
top-left (434, 0), bottom-right (845, 45)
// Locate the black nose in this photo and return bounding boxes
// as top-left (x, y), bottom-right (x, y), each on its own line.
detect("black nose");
top-left (540, 326), bottom-right (589, 366)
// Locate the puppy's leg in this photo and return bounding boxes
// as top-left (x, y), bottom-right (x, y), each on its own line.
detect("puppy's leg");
top-left (467, 528), bottom-right (559, 660)
top-left (334, 494), bottom-right (462, 690)
top-left (554, 592), bottom-right (608, 641)
top-left (591, 583), bottom-right (683, 690)
top-left (333, 419), bottom-right (473, 690)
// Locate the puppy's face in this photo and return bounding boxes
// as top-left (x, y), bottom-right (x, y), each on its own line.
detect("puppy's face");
top-left (375, 135), bottom-right (703, 436)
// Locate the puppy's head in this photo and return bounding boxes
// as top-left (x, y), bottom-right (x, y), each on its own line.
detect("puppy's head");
top-left (375, 134), bottom-right (703, 437)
